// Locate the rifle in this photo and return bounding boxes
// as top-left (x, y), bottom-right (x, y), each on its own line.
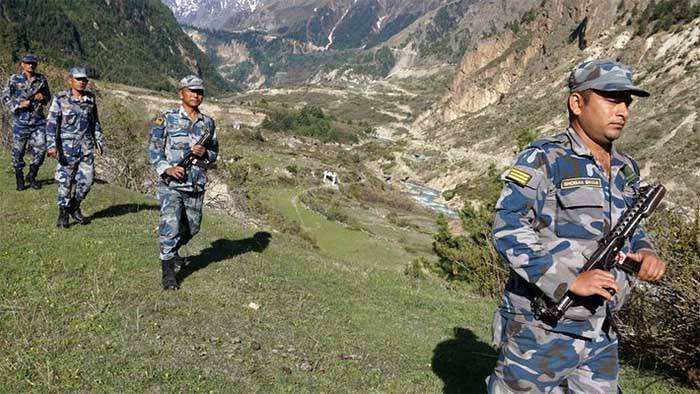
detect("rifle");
top-left (165, 126), bottom-right (212, 183)
top-left (534, 183), bottom-right (666, 321)
top-left (19, 78), bottom-right (47, 111)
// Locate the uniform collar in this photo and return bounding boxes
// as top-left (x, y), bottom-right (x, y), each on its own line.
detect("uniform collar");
top-left (566, 125), bottom-right (628, 172)
top-left (565, 126), bottom-right (593, 157)
top-left (178, 106), bottom-right (203, 123)
top-left (18, 72), bottom-right (44, 82)
top-left (66, 89), bottom-right (91, 103)
top-left (565, 126), bottom-right (625, 160)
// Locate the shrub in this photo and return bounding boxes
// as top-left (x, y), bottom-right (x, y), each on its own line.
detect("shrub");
top-left (635, 0), bottom-right (700, 35)
top-left (443, 189), bottom-right (456, 201)
top-left (431, 167), bottom-right (510, 298)
top-left (97, 95), bottom-right (152, 192)
top-left (261, 104), bottom-right (357, 144)
top-left (343, 182), bottom-right (417, 211)
top-left (516, 129), bottom-right (539, 151)
top-left (387, 211), bottom-right (410, 228)
top-left (619, 207), bottom-right (700, 387)
top-left (405, 257), bottom-right (429, 280)
top-left (432, 206), bottom-right (507, 299)
top-left (300, 188), bottom-right (359, 229)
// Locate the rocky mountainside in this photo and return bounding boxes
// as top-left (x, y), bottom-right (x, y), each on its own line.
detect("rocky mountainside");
top-left (165, 0), bottom-right (449, 49)
top-left (407, 0), bottom-right (700, 206)
top-left (166, 0), bottom-right (540, 87)
top-left (0, 0), bottom-right (229, 92)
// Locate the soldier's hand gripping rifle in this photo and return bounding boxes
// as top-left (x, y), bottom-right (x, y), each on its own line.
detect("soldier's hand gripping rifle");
top-left (535, 183), bottom-right (666, 321)
top-left (165, 127), bottom-right (212, 183)
top-left (19, 78), bottom-right (47, 111)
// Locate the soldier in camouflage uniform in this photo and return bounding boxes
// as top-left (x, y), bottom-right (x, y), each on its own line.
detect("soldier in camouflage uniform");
top-left (1, 53), bottom-right (51, 190)
top-left (486, 59), bottom-right (667, 393)
top-left (148, 75), bottom-right (218, 290)
top-left (46, 67), bottom-right (104, 229)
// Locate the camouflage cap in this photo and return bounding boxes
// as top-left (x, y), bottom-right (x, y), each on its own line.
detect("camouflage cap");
top-left (21, 53), bottom-right (38, 63)
top-left (179, 75), bottom-right (204, 91)
top-left (69, 67), bottom-right (88, 79)
top-left (568, 59), bottom-right (650, 97)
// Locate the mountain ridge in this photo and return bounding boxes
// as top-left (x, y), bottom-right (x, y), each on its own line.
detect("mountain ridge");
top-left (0, 0), bottom-right (230, 93)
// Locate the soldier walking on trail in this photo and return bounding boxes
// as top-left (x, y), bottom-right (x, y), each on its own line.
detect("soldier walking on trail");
top-left (46, 67), bottom-right (104, 229)
top-left (148, 75), bottom-right (218, 290)
top-left (486, 59), bottom-right (667, 393)
top-left (1, 53), bottom-right (51, 191)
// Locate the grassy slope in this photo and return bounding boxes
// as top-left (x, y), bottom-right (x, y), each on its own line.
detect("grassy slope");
top-left (0, 152), bottom-right (692, 393)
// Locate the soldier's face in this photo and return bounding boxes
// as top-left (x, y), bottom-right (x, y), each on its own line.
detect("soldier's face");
top-left (179, 88), bottom-right (204, 108)
top-left (69, 76), bottom-right (88, 93)
top-left (572, 90), bottom-right (632, 146)
top-left (21, 62), bottom-right (37, 74)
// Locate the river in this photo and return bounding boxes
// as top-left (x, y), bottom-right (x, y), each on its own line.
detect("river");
top-left (404, 181), bottom-right (459, 218)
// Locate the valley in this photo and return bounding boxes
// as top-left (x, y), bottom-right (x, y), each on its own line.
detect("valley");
top-left (1, 0), bottom-right (698, 391)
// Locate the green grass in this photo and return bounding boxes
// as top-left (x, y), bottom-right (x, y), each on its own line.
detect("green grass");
top-left (0, 153), bottom-right (695, 393)
top-left (0, 157), bottom-right (495, 392)
top-left (263, 187), bottom-right (410, 273)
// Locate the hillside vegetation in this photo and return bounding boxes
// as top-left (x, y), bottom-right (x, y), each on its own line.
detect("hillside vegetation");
top-left (0, 0), bottom-right (229, 92)
top-left (1, 150), bottom-right (695, 392)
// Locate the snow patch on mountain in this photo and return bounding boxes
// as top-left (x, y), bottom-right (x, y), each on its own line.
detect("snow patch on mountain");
top-left (163, 0), bottom-right (260, 25)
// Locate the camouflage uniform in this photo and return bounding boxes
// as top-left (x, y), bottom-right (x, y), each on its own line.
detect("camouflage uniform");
top-left (45, 88), bottom-right (104, 210)
top-left (487, 60), bottom-right (655, 393)
top-left (148, 104), bottom-right (218, 262)
top-left (1, 63), bottom-right (51, 187)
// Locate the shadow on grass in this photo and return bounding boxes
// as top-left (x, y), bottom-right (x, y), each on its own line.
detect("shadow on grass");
top-left (38, 178), bottom-right (55, 186)
top-left (88, 203), bottom-right (160, 221)
top-left (432, 327), bottom-right (497, 394)
top-left (177, 231), bottom-right (272, 284)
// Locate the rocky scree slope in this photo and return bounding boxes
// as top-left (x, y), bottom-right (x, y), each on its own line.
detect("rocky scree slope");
top-left (408, 0), bottom-right (700, 207)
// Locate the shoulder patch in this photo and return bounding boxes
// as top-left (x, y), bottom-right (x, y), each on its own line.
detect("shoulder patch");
top-left (153, 115), bottom-right (165, 126)
top-left (505, 167), bottom-right (532, 187)
top-left (621, 165), bottom-right (639, 184)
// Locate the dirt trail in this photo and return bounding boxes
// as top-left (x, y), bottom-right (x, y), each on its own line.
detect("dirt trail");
top-left (106, 86), bottom-right (266, 127)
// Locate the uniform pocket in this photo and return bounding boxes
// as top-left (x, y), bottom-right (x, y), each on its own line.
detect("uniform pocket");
top-left (167, 127), bottom-right (191, 153)
top-left (62, 110), bottom-right (78, 126)
top-left (555, 187), bottom-right (605, 239)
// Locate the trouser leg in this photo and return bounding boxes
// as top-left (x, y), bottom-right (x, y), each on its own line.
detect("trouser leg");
top-left (565, 333), bottom-right (619, 394)
top-left (175, 191), bottom-right (204, 250)
top-left (55, 159), bottom-right (78, 208)
top-left (27, 123), bottom-right (46, 168)
top-left (11, 123), bottom-right (30, 171)
top-left (486, 314), bottom-right (583, 393)
top-left (158, 186), bottom-right (185, 261)
top-left (73, 155), bottom-right (95, 204)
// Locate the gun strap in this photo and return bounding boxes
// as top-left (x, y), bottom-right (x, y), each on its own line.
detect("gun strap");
top-left (603, 304), bottom-right (621, 339)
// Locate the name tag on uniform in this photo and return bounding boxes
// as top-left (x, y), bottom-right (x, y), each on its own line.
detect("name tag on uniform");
top-left (560, 177), bottom-right (602, 189)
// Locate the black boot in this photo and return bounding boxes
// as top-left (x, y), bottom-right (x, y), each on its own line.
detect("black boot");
top-left (56, 207), bottom-right (69, 229)
top-left (161, 258), bottom-right (179, 290)
top-left (69, 198), bottom-right (90, 225)
top-left (15, 170), bottom-right (26, 191)
top-left (26, 164), bottom-right (41, 190)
